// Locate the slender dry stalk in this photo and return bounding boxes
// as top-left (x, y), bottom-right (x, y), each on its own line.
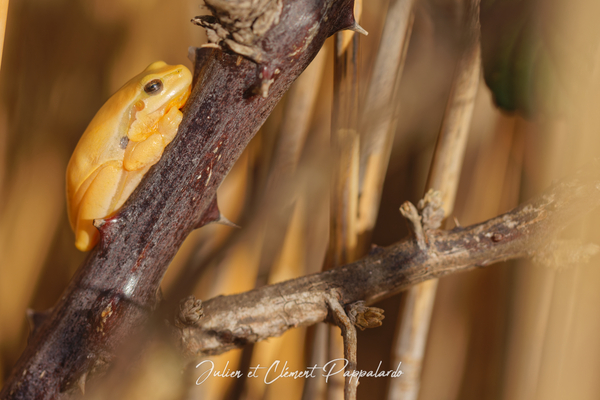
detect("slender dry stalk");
top-left (387, 0), bottom-right (482, 399)
top-left (0, 0), bottom-right (7, 208)
top-left (327, 32), bottom-right (361, 269)
top-left (357, 0), bottom-right (415, 250)
top-left (241, 50), bottom-right (329, 400)
top-left (325, 30), bottom-right (362, 400)
top-left (420, 114), bottom-right (522, 399)
top-left (0, 0), bottom-right (8, 71)
top-left (269, 49), bottom-right (328, 180)
top-left (255, 48), bottom-right (329, 287)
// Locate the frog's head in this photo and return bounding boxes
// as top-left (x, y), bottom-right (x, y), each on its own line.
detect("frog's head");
top-left (138, 61), bottom-right (191, 112)
top-left (127, 61), bottom-right (192, 140)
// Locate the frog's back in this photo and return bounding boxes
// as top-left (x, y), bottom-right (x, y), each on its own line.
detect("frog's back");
top-left (66, 80), bottom-right (139, 199)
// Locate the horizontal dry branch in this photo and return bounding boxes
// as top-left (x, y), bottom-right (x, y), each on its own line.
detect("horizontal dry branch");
top-left (177, 160), bottom-right (600, 356)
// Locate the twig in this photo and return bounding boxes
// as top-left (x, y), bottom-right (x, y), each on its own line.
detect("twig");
top-left (174, 159), bottom-right (600, 356)
top-left (324, 295), bottom-right (385, 400)
top-left (399, 202), bottom-right (425, 251)
top-left (326, 291), bottom-right (359, 400)
top-left (0, 1), bottom-right (359, 398)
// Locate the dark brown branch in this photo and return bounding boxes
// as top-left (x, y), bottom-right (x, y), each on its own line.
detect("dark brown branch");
top-left (0, 1), bottom-right (358, 398)
top-left (176, 160), bottom-right (600, 356)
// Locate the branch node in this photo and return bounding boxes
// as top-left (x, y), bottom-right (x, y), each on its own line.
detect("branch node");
top-left (176, 296), bottom-right (204, 327)
top-left (346, 301), bottom-right (385, 331)
top-left (417, 189), bottom-right (445, 231)
top-left (491, 232), bottom-right (504, 242)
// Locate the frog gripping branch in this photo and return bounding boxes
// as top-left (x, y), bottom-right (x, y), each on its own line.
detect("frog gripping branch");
top-left (66, 62), bottom-right (192, 251)
top-left (0, 0), bottom-right (361, 398)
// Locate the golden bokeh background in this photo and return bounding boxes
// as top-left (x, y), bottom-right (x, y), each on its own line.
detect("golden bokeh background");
top-left (1, 0), bottom-right (600, 399)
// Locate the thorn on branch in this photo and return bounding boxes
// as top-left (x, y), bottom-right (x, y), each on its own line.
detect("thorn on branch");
top-left (93, 218), bottom-right (106, 229)
top-left (453, 216), bottom-right (462, 228)
top-left (344, 22), bottom-right (369, 36)
top-left (332, 0), bottom-right (368, 37)
top-left (346, 301), bottom-right (385, 331)
top-left (77, 372), bottom-right (87, 395)
top-left (26, 308), bottom-right (52, 338)
top-left (176, 296), bottom-right (204, 327)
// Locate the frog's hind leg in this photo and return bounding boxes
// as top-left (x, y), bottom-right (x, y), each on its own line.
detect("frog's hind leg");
top-left (74, 161), bottom-right (124, 251)
top-left (111, 166), bottom-right (151, 212)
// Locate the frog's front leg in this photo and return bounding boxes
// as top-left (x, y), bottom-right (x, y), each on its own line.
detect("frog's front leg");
top-left (75, 161), bottom-right (124, 251)
top-left (123, 106), bottom-right (183, 172)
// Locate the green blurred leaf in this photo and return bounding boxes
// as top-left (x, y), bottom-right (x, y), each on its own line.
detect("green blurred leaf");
top-left (480, 0), bottom-right (559, 116)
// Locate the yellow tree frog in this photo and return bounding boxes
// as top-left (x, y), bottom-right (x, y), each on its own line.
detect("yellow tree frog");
top-left (66, 61), bottom-right (192, 251)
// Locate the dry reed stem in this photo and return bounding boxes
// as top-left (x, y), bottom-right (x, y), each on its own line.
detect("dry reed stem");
top-left (323, 30), bottom-right (362, 400)
top-left (0, 0), bottom-right (8, 71)
top-left (328, 32), bottom-right (361, 269)
top-left (269, 49), bottom-right (328, 180)
top-left (357, 0), bottom-right (415, 250)
top-left (0, 153), bottom-right (63, 368)
top-left (388, 0), bottom-right (482, 398)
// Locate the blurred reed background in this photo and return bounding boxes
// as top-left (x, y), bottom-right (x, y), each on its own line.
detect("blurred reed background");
top-left (1, 0), bottom-right (600, 399)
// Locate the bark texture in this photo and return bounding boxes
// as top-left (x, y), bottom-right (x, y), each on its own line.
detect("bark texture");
top-left (0, 0), bottom-right (357, 398)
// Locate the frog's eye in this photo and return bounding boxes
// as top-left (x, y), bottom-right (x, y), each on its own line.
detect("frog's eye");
top-left (144, 79), bottom-right (163, 95)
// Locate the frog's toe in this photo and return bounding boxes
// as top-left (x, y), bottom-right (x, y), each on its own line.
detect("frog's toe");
top-left (75, 225), bottom-right (98, 252)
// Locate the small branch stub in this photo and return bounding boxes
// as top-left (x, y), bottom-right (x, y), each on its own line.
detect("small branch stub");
top-left (418, 189), bottom-right (444, 231)
top-left (399, 190), bottom-right (445, 251)
top-left (346, 301), bottom-right (385, 331)
top-left (176, 296), bottom-right (204, 327)
top-left (192, 0), bottom-right (283, 64)
top-left (400, 201), bottom-right (426, 250)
